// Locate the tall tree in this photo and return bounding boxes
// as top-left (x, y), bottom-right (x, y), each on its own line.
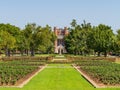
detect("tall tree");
top-left (0, 30), bottom-right (16, 56)
top-left (65, 19), bottom-right (92, 55)
top-left (88, 24), bottom-right (115, 56)
top-left (23, 23), bottom-right (56, 56)
top-left (0, 23), bottom-right (20, 56)
top-left (113, 29), bottom-right (120, 54)
top-left (23, 23), bottom-right (39, 56)
top-left (37, 25), bottom-right (56, 53)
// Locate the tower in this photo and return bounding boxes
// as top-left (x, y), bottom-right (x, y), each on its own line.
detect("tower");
top-left (54, 27), bottom-right (68, 54)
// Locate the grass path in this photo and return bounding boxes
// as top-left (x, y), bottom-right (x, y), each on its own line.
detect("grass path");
top-left (0, 64), bottom-right (120, 90)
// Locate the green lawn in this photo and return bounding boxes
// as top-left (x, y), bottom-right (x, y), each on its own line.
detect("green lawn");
top-left (116, 62), bottom-right (120, 64)
top-left (0, 64), bottom-right (120, 90)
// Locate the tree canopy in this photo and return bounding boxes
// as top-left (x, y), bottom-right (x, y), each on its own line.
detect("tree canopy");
top-left (0, 20), bottom-right (120, 57)
top-left (0, 23), bottom-right (56, 56)
top-left (64, 19), bottom-right (116, 57)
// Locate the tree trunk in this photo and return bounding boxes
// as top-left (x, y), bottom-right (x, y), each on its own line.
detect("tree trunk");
top-left (27, 49), bottom-right (29, 56)
top-left (5, 48), bottom-right (10, 57)
top-left (94, 51), bottom-right (96, 56)
top-left (8, 49), bottom-right (10, 57)
top-left (20, 50), bottom-right (24, 56)
top-left (31, 48), bottom-right (35, 56)
top-left (98, 51), bottom-right (101, 57)
top-left (25, 49), bottom-right (29, 56)
top-left (11, 50), bottom-right (14, 56)
top-left (80, 51), bottom-right (83, 55)
top-left (5, 47), bottom-right (8, 57)
top-left (104, 51), bottom-right (107, 57)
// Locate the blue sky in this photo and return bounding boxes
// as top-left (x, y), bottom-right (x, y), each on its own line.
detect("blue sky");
top-left (0, 0), bottom-right (120, 33)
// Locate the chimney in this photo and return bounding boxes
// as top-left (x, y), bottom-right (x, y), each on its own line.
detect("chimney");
top-left (54, 27), bottom-right (57, 35)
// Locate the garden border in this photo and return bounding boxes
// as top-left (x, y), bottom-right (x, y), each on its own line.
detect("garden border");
top-left (0, 64), bottom-right (47, 88)
top-left (18, 64), bottom-right (47, 88)
top-left (73, 64), bottom-right (120, 88)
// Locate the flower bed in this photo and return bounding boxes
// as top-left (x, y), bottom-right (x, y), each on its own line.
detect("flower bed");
top-left (0, 60), bottom-right (45, 86)
top-left (75, 60), bottom-right (120, 86)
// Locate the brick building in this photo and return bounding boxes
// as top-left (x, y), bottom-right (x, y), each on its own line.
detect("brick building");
top-left (54, 27), bottom-right (69, 54)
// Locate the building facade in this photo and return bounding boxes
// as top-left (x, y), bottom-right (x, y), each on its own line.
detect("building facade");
top-left (54, 27), bottom-right (69, 54)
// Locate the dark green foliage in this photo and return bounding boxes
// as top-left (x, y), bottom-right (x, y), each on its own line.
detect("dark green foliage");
top-left (75, 60), bottom-right (120, 85)
top-left (0, 23), bottom-right (56, 56)
top-left (0, 21), bottom-right (120, 56)
top-left (65, 20), bottom-right (116, 56)
top-left (0, 60), bottom-right (45, 85)
top-left (0, 23), bottom-right (20, 56)
top-left (65, 20), bottom-right (92, 55)
top-left (88, 24), bottom-right (115, 56)
top-left (22, 24), bottom-right (56, 56)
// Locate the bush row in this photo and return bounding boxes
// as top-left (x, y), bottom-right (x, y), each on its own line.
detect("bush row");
top-left (0, 60), bottom-right (45, 85)
top-left (66, 55), bottom-right (116, 62)
top-left (75, 60), bottom-right (120, 85)
top-left (1, 56), bottom-right (53, 61)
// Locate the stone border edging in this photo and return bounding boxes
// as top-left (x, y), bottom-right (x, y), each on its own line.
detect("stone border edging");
top-left (73, 64), bottom-right (120, 88)
top-left (72, 64), bottom-right (105, 88)
top-left (19, 64), bottom-right (47, 88)
top-left (0, 65), bottom-right (47, 88)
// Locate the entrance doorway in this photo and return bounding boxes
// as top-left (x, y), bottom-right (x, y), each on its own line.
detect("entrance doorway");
top-left (58, 48), bottom-right (64, 55)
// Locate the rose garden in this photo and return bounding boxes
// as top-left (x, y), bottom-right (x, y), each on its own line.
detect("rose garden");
top-left (0, 20), bottom-right (120, 90)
